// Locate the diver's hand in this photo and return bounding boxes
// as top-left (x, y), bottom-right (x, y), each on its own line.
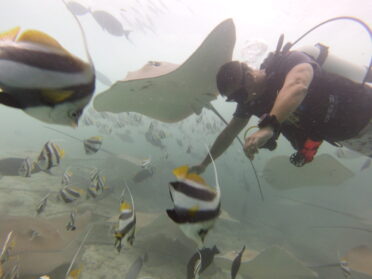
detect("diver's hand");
top-left (189, 164), bottom-right (207, 175)
top-left (244, 127), bottom-right (274, 160)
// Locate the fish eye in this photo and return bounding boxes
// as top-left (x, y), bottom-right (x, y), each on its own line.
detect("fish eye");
top-left (68, 109), bottom-right (82, 120)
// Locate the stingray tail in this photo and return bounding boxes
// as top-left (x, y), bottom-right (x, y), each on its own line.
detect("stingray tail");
top-left (206, 103), bottom-right (264, 201)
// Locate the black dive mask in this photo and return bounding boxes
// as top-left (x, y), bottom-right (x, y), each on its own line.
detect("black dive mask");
top-left (225, 87), bottom-right (248, 104)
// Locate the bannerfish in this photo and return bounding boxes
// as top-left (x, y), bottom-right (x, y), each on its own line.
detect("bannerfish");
top-left (91, 10), bottom-right (132, 39)
top-left (125, 253), bottom-right (148, 279)
top-left (86, 176), bottom-right (108, 199)
top-left (0, 25), bottom-right (95, 126)
top-left (90, 169), bottom-right (106, 190)
top-left (62, 167), bottom-right (73, 185)
top-left (59, 186), bottom-right (85, 203)
top-left (17, 156), bottom-right (35, 177)
top-left (231, 245), bottom-right (245, 279)
top-left (114, 184), bottom-right (136, 252)
top-left (187, 245), bottom-right (220, 279)
top-left (166, 158), bottom-right (221, 248)
top-left (83, 136), bottom-right (103, 154)
top-left (36, 141), bottom-right (65, 171)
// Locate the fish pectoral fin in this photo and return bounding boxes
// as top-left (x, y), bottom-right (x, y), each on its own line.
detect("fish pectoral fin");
top-left (40, 89), bottom-right (74, 104)
top-left (0, 26), bottom-right (20, 41)
top-left (17, 29), bottom-right (69, 54)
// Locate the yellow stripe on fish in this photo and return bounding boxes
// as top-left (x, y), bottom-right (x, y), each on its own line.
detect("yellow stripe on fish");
top-left (173, 165), bottom-right (207, 185)
top-left (0, 26), bottom-right (95, 127)
top-left (0, 26), bottom-right (20, 41)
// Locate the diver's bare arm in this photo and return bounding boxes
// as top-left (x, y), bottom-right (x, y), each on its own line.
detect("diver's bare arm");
top-left (270, 63), bottom-right (313, 123)
top-left (201, 116), bottom-right (249, 166)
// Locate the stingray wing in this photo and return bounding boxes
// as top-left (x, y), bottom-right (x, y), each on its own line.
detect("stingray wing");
top-left (93, 18), bottom-right (236, 123)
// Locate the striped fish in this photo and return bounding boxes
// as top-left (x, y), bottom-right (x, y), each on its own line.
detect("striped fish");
top-left (62, 167), bottom-right (73, 185)
top-left (0, 25), bottom-right (95, 127)
top-left (92, 173), bottom-right (106, 191)
top-left (83, 136), bottom-right (103, 154)
top-left (166, 154), bottom-right (221, 248)
top-left (114, 184), bottom-right (136, 252)
top-left (86, 183), bottom-right (102, 199)
top-left (36, 141), bottom-right (65, 171)
top-left (59, 186), bottom-right (85, 203)
top-left (17, 156), bottom-right (34, 177)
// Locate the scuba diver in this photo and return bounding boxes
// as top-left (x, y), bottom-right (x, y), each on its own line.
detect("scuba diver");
top-left (191, 17), bottom-right (372, 174)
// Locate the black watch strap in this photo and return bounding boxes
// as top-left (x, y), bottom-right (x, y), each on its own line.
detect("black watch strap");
top-left (258, 113), bottom-right (281, 135)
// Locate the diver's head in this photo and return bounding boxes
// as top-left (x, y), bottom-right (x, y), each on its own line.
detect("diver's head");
top-left (216, 61), bottom-right (257, 104)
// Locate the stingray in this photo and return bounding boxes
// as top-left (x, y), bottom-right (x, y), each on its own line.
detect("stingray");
top-left (93, 18), bottom-right (236, 123)
top-left (263, 154), bottom-right (354, 190)
top-left (241, 246), bottom-right (318, 279)
top-left (0, 211), bottom-right (92, 277)
top-left (343, 245), bottom-right (372, 276)
top-left (92, 19), bottom-right (266, 201)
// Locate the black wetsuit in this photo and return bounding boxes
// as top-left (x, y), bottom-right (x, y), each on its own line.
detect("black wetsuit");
top-left (234, 51), bottom-right (372, 150)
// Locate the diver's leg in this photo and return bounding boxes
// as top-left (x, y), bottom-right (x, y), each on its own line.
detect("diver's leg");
top-left (339, 120), bottom-right (372, 158)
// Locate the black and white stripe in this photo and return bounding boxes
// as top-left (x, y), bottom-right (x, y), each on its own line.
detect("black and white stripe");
top-left (17, 156), bottom-right (34, 177)
top-left (37, 141), bottom-right (63, 170)
top-left (83, 136), bottom-right (102, 154)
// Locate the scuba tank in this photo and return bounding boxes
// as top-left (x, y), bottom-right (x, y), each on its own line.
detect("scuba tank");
top-left (261, 16), bottom-right (372, 167)
top-left (297, 44), bottom-right (370, 83)
top-left (267, 16), bottom-right (371, 85)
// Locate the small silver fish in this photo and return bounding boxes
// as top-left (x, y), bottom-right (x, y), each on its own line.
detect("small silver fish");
top-left (36, 194), bottom-right (50, 216)
top-left (66, 209), bottom-right (77, 231)
top-left (231, 245), bottom-right (246, 279)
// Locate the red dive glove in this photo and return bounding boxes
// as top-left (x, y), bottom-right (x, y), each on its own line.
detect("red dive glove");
top-left (290, 138), bottom-right (323, 167)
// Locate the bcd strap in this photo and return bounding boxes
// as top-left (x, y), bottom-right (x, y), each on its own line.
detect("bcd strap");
top-left (315, 43), bottom-right (329, 66)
